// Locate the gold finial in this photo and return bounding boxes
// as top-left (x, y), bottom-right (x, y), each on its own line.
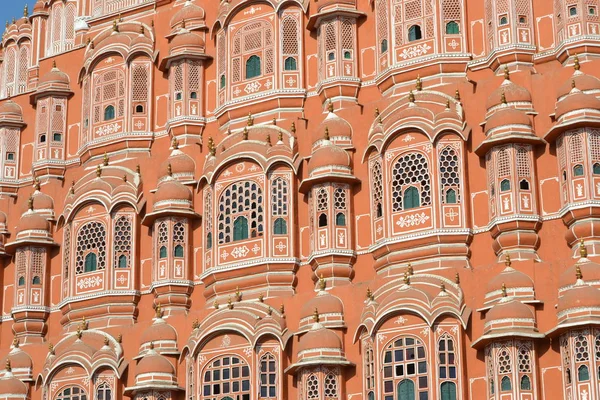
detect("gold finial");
top-left (227, 297), bottom-right (234, 309)
top-left (52, 60), bottom-right (57, 69)
top-left (504, 65), bottom-right (510, 80)
top-left (75, 327), bottom-right (82, 339)
top-left (407, 263), bottom-right (413, 276)
top-left (267, 307), bottom-right (273, 316)
top-left (235, 287), bottom-right (242, 302)
top-left (23, 4), bottom-right (28, 17)
top-left (181, 19), bottom-right (186, 29)
top-left (403, 272), bottom-right (410, 285)
top-left (500, 90), bottom-right (507, 104)
top-left (167, 163), bottom-right (173, 177)
top-left (113, 20), bottom-right (119, 32)
top-left (208, 137), bottom-right (216, 156)
top-left (149, 341), bottom-right (154, 350)
top-left (12, 337), bottom-right (19, 348)
top-left (265, 134), bottom-right (271, 147)
top-left (213, 300), bottom-right (219, 309)
top-left (272, 118), bottom-right (277, 126)
top-left (12, 17), bottom-right (16, 25)
top-left (258, 293), bottom-right (264, 302)
top-left (455, 272), bottom-right (460, 285)
top-left (290, 122), bottom-right (296, 135)
top-left (455, 89), bottom-right (461, 101)
top-left (247, 112), bottom-right (254, 126)
top-left (155, 304), bottom-right (163, 318)
top-left (440, 282), bottom-right (446, 292)
top-left (103, 152), bottom-right (109, 166)
top-left (374, 107), bottom-right (380, 118)
top-left (192, 319), bottom-right (199, 329)
top-left (278, 131), bottom-right (283, 143)
top-left (313, 308), bottom-right (320, 323)
top-left (446, 99), bottom-right (451, 109)
top-left (366, 287), bottom-right (373, 301)
top-left (136, 164), bottom-right (141, 174)
top-left (70, 180), bottom-right (75, 195)
top-left (117, 334), bottom-right (122, 343)
top-left (123, 174), bottom-right (127, 182)
top-left (243, 127), bottom-right (249, 140)
top-left (172, 136), bottom-right (179, 149)
top-left (140, 24), bottom-right (145, 34)
top-left (90, 40), bottom-right (95, 49)
top-left (580, 239), bottom-right (588, 258)
top-left (574, 54), bottom-right (580, 71)
top-left (5, 359), bottom-right (11, 372)
top-left (96, 165), bottom-right (102, 178)
top-left (48, 343), bottom-right (55, 355)
top-left (319, 274), bottom-right (326, 290)
top-left (572, 79), bottom-right (576, 89)
top-left (576, 265), bottom-right (583, 280)
top-left (408, 91), bottom-right (415, 103)
top-left (279, 303), bottom-right (285, 315)
top-left (501, 283), bottom-right (507, 297)
top-left (28, 196), bottom-right (34, 211)
top-left (328, 101), bottom-right (334, 113)
top-left (324, 126), bottom-right (330, 141)
top-left (416, 75), bottom-right (422, 91)
top-left (81, 316), bottom-right (88, 330)
top-left (505, 253), bottom-right (512, 267)
top-left (104, 335), bottom-right (110, 346)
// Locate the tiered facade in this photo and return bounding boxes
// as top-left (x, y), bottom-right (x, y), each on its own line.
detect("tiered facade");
top-left (2, 0), bottom-right (600, 399)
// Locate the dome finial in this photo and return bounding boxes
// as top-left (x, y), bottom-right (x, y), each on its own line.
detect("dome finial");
top-left (324, 126), bottom-right (330, 141)
top-left (192, 319), bottom-right (199, 329)
top-left (96, 165), bottom-right (102, 178)
top-left (227, 296), bottom-right (234, 309)
top-left (117, 334), bottom-right (122, 343)
top-left (34, 177), bottom-right (40, 191)
top-left (265, 134), bottom-right (271, 147)
top-left (366, 287), bottom-right (374, 301)
top-left (407, 263), bottom-right (413, 276)
top-left (23, 4), bottom-right (28, 17)
top-left (440, 282), bottom-right (446, 292)
top-left (75, 327), bottom-right (82, 339)
top-left (104, 335), bottom-right (110, 346)
top-left (574, 54), bottom-right (581, 71)
top-left (278, 131), bottom-right (283, 143)
top-left (455, 89), bottom-right (461, 102)
top-left (504, 65), bottom-right (510, 80)
top-left (48, 343), bottom-right (55, 355)
top-left (52, 60), bottom-right (57, 69)
top-left (416, 75), bottom-right (422, 91)
top-left (149, 341), bottom-right (154, 350)
top-left (235, 286), bottom-right (242, 302)
top-left (81, 316), bottom-right (88, 330)
top-left (455, 272), bottom-right (460, 284)
top-left (213, 300), bottom-right (219, 309)
top-left (28, 196), bottom-right (34, 211)
top-left (5, 359), bottom-right (11, 372)
top-left (279, 303), bottom-right (285, 315)
top-left (155, 303), bottom-right (163, 318)
top-left (403, 272), bottom-right (410, 285)
top-left (113, 20), bottom-right (119, 32)
top-left (103, 152), bottom-right (109, 166)
top-left (123, 174), bottom-right (127, 182)
top-left (290, 121), bottom-right (296, 135)
top-left (243, 127), bottom-right (249, 140)
top-left (258, 293), bottom-right (264, 302)
top-left (313, 308), bottom-right (320, 323)
top-left (504, 253), bottom-right (512, 267)
top-left (208, 137), bottom-right (216, 156)
top-left (247, 112), bottom-right (254, 126)
top-left (167, 163), bottom-right (173, 177)
top-left (12, 337), bottom-right (19, 348)
top-left (319, 274), bottom-right (326, 290)
top-left (500, 90), bottom-right (507, 104)
top-left (408, 90), bottom-right (415, 103)
top-left (374, 107), bottom-right (380, 118)
top-left (140, 24), bottom-right (145, 34)
top-left (501, 283), bottom-right (507, 297)
top-left (580, 239), bottom-right (588, 258)
top-left (328, 100), bottom-right (334, 113)
top-left (181, 19), bottom-right (186, 29)
top-left (576, 265), bottom-right (583, 280)
top-left (172, 136), bottom-right (179, 149)
top-left (70, 180), bottom-right (75, 195)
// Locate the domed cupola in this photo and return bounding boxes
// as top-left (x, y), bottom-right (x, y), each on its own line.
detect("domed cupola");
top-left (557, 55), bottom-right (600, 100)
top-left (473, 285), bottom-right (543, 349)
top-left (144, 164), bottom-right (196, 223)
top-left (169, 0), bottom-right (206, 32)
top-left (124, 343), bottom-right (183, 396)
top-left (0, 360), bottom-right (28, 400)
top-left (483, 255), bottom-right (536, 308)
top-left (299, 277), bottom-right (345, 332)
top-left (0, 100), bottom-right (26, 127)
top-left (559, 241), bottom-right (600, 291)
top-left (158, 138), bottom-right (196, 184)
top-left (485, 67), bottom-right (533, 116)
top-left (24, 179), bottom-right (55, 219)
top-left (32, 0), bottom-right (45, 15)
top-left (135, 306), bottom-right (179, 360)
top-left (286, 309), bottom-right (353, 374)
top-left (1, 339), bottom-right (32, 382)
top-left (7, 198), bottom-right (55, 249)
top-left (313, 102), bottom-right (353, 150)
top-left (31, 61), bottom-right (72, 103)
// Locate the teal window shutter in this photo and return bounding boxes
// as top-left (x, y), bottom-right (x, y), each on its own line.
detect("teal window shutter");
top-left (404, 187), bottom-right (420, 209)
top-left (85, 253), bottom-right (97, 272)
top-left (245, 56), bottom-right (261, 79)
top-left (234, 216), bottom-right (249, 241)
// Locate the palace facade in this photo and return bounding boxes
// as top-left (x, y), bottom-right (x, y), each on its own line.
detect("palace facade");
top-left (2, 0), bottom-right (600, 399)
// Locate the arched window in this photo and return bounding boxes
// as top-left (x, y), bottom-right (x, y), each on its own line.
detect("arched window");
top-left (56, 386), bottom-right (87, 400)
top-left (18, 276), bottom-right (25, 286)
top-left (324, 372), bottom-right (339, 398)
top-left (274, 218), bottom-right (287, 234)
top-left (174, 244), bottom-right (184, 257)
top-left (499, 16), bottom-right (508, 25)
top-left (284, 57), bottom-right (297, 71)
top-left (201, 355), bottom-right (250, 399)
top-left (445, 189), bottom-right (457, 204)
top-left (207, 233), bottom-right (213, 249)
top-left (438, 335), bottom-right (457, 379)
top-left (40, 134), bottom-right (46, 143)
top-left (383, 336), bottom-right (428, 399)
top-left (118, 255), bottom-right (127, 268)
top-left (335, 213), bottom-right (346, 226)
top-left (501, 376), bottom-right (511, 391)
top-left (220, 75), bottom-right (226, 89)
top-left (500, 179), bottom-right (511, 191)
top-left (392, 153), bottom-right (431, 211)
top-left (519, 180), bottom-right (530, 190)
top-left (190, 92), bottom-right (198, 99)
top-left (234, 216), bottom-right (249, 241)
top-left (573, 164), bottom-right (584, 176)
top-left (441, 381), bottom-right (457, 400)
top-left (368, 392), bottom-right (375, 400)
top-left (96, 383), bottom-right (112, 400)
top-left (104, 105), bottom-right (115, 121)
top-left (408, 25), bottom-right (422, 41)
top-left (113, 215), bottom-right (132, 269)
top-left (260, 353), bottom-right (277, 398)
top-left (135, 105), bottom-right (144, 113)
top-left (319, 214), bottom-right (328, 227)
top-left (159, 246), bottom-right (167, 259)
top-left (85, 253), bottom-right (97, 272)
top-left (372, 161), bottom-right (384, 218)
top-left (245, 55), bottom-right (262, 79)
top-left (381, 39), bottom-right (388, 53)
top-left (403, 186), bottom-right (420, 209)
top-left (520, 375), bottom-right (531, 390)
top-left (439, 144), bottom-right (461, 204)
top-left (306, 374), bottom-right (319, 399)
top-left (578, 365), bottom-right (590, 381)
top-left (445, 21), bottom-right (460, 34)
top-left (32, 276), bottom-right (41, 285)
top-left (47, 1), bottom-right (76, 56)
top-left (594, 163), bottom-right (600, 175)
top-left (569, 6), bottom-right (578, 16)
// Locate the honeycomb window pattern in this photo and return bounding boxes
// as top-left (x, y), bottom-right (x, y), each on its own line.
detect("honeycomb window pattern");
top-left (306, 374), bottom-right (320, 399)
top-left (439, 146), bottom-right (460, 203)
top-left (324, 371), bottom-right (339, 399)
top-left (218, 181), bottom-right (264, 244)
top-left (75, 221), bottom-right (107, 275)
top-left (391, 152), bottom-right (431, 212)
top-left (113, 215), bottom-right (132, 269)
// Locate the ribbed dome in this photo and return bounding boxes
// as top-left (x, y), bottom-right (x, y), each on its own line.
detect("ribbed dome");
top-left (169, 29), bottom-right (205, 53)
top-left (486, 298), bottom-right (534, 323)
top-left (558, 71), bottom-right (600, 99)
top-left (486, 80), bottom-right (532, 110)
top-left (29, 190), bottom-right (54, 213)
top-left (485, 107), bottom-right (531, 133)
top-left (308, 142), bottom-right (350, 174)
top-left (560, 259), bottom-right (600, 288)
top-left (555, 90), bottom-right (600, 120)
top-left (154, 178), bottom-right (193, 203)
top-left (137, 350), bottom-right (175, 376)
top-left (300, 293), bottom-right (344, 322)
top-left (0, 373), bottom-right (27, 396)
top-left (0, 100), bottom-right (23, 120)
top-left (33, 0), bottom-right (45, 13)
top-left (38, 65), bottom-right (70, 87)
top-left (170, 0), bottom-right (205, 29)
top-left (4, 347), bottom-right (32, 371)
top-left (558, 283), bottom-right (600, 313)
top-left (487, 267), bottom-right (533, 293)
top-left (70, 338), bottom-right (97, 358)
top-left (16, 211), bottom-right (49, 234)
top-left (314, 106), bottom-right (352, 146)
top-left (298, 325), bottom-right (342, 354)
top-left (140, 319), bottom-right (177, 347)
top-left (159, 150), bottom-right (195, 179)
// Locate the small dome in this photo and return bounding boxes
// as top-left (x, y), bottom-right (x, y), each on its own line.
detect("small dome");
top-left (38, 64), bottom-right (70, 87)
top-left (558, 283), bottom-right (600, 313)
top-left (170, 0), bottom-right (206, 30)
top-left (308, 142), bottom-right (351, 175)
top-left (70, 338), bottom-right (97, 358)
top-left (0, 373), bottom-right (27, 396)
top-left (154, 178), bottom-right (193, 204)
top-left (16, 211), bottom-right (49, 234)
top-left (28, 189), bottom-right (54, 213)
top-left (485, 107), bottom-right (531, 133)
top-left (169, 29), bottom-right (205, 53)
top-left (486, 80), bottom-right (532, 110)
top-left (0, 100), bottom-right (23, 120)
top-left (298, 325), bottom-right (342, 354)
top-left (486, 298), bottom-right (534, 323)
top-left (136, 350), bottom-right (175, 376)
top-left (5, 347), bottom-right (32, 371)
top-left (487, 264), bottom-right (533, 294)
top-left (160, 150), bottom-right (195, 179)
top-left (314, 105), bottom-right (352, 146)
top-left (300, 293), bottom-right (344, 322)
top-left (555, 90), bottom-right (600, 120)
top-left (558, 71), bottom-right (600, 99)
top-left (560, 259), bottom-right (600, 288)
top-left (140, 319), bottom-right (177, 347)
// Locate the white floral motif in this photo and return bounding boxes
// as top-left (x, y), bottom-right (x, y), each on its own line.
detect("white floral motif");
top-left (243, 347), bottom-right (253, 357)
top-left (77, 275), bottom-right (103, 289)
top-left (198, 354), bottom-right (206, 365)
top-left (95, 122), bottom-right (122, 136)
top-left (395, 316), bottom-right (407, 325)
top-left (399, 43), bottom-right (432, 60)
top-left (244, 81), bottom-right (262, 94)
top-left (231, 246), bottom-right (250, 258)
top-left (221, 335), bottom-right (231, 348)
top-left (396, 212), bottom-right (430, 228)
top-left (402, 134), bottom-right (415, 142)
top-left (377, 334), bottom-right (387, 344)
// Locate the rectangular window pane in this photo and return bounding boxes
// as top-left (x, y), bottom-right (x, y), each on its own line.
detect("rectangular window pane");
top-left (419, 376), bottom-right (428, 388)
top-left (407, 363), bottom-right (416, 375)
top-left (384, 380), bottom-right (394, 393)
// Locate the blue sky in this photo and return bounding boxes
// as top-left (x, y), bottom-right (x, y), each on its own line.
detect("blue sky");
top-left (1, 0), bottom-right (37, 29)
